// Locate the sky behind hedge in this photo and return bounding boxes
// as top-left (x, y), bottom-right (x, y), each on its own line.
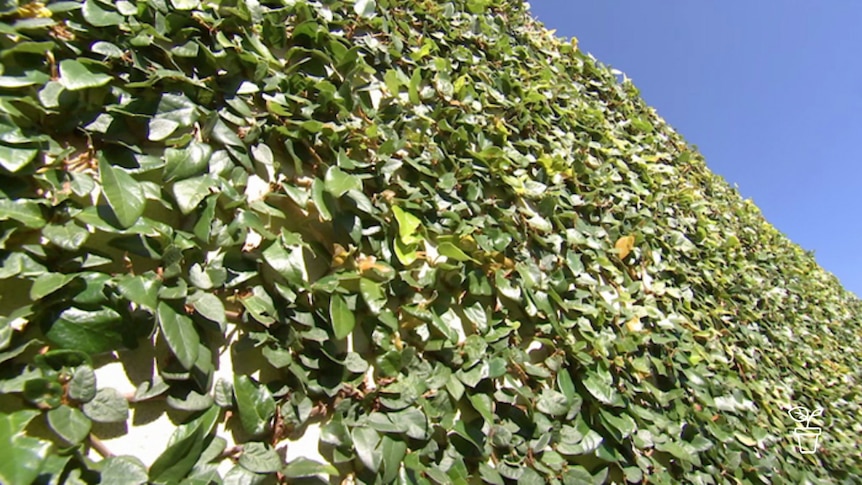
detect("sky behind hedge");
top-left (529, 1), bottom-right (862, 297)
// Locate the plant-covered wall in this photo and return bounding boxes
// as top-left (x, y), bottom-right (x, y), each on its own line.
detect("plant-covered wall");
top-left (0, 0), bottom-right (860, 483)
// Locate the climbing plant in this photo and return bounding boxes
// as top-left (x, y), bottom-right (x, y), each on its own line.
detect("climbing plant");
top-left (0, 0), bottom-right (860, 483)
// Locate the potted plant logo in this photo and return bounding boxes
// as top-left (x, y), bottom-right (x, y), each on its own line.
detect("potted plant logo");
top-left (787, 406), bottom-right (823, 454)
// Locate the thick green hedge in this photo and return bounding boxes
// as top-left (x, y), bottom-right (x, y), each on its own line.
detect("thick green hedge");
top-left (1, 0), bottom-right (860, 483)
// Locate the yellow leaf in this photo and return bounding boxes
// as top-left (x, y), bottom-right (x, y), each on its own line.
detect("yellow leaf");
top-left (17, 1), bottom-right (52, 18)
top-left (615, 235), bottom-right (635, 260)
top-left (331, 243), bottom-right (353, 268)
top-left (625, 317), bottom-right (644, 333)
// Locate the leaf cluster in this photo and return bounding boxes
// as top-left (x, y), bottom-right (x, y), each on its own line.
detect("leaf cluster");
top-left (0, 0), bottom-right (860, 483)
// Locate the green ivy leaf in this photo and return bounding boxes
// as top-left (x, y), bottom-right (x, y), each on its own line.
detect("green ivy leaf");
top-left (324, 166), bottom-right (361, 197)
top-left (43, 222), bottom-right (89, 251)
top-left (0, 199), bottom-right (45, 227)
top-left (99, 154), bottom-right (145, 228)
top-left (359, 278), bottom-right (387, 314)
top-left (598, 409), bottom-right (637, 441)
top-left (58, 59), bottom-right (112, 91)
top-left (392, 407), bottom-right (428, 440)
top-left (437, 242), bottom-right (475, 262)
top-left (222, 466), bottom-right (264, 485)
top-left (157, 302), bottom-right (200, 370)
top-left (81, 0), bottom-right (124, 27)
top-left (391, 206), bottom-right (423, 244)
top-left (188, 292), bottom-right (227, 330)
top-left (148, 118), bottom-right (180, 141)
top-left (354, 0), bottom-right (376, 18)
top-left (166, 388), bottom-right (213, 412)
top-left (116, 274), bottom-right (161, 311)
top-left (330, 294), bottom-right (355, 339)
top-left (45, 306), bottom-right (125, 354)
top-left (239, 286), bottom-right (277, 326)
top-left (233, 375), bottom-right (275, 437)
top-left (0, 145), bottom-right (38, 172)
top-left (393, 237), bottom-right (418, 266)
top-left (536, 389), bottom-right (570, 417)
top-left (310, 178), bottom-right (333, 221)
top-left (133, 375), bottom-right (169, 402)
top-left (170, 0), bottom-right (201, 10)
top-left (557, 369), bottom-right (576, 403)
top-left (561, 466), bottom-right (594, 485)
top-left (582, 371), bottom-right (623, 407)
top-left (68, 365), bottom-right (97, 403)
top-left (46, 405), bottom-right (91, 445)
top-left (282, 457), bottom-right (338, 478)
top-left (32, 349), bottom-right (91, 370)
top-left (557, 429), bottom-right (603, 456)
top-left (172, 176), bottom-right (214, 215)
top-left (29, 273), bottom-right (75, 300)
top-left (150, 406), bottom-right (219, 484)
top-left (655, 440), bottom-right (695, 462)
top-left (238, 442), bottom-right (282, 473)
top-left (262, 240), bottom-right (307, 288)
top-left (351, 426), bottom-right (382, 472)
top-left (164, 143), bottom-right (212, 181)
top-left (82, 388), bottom-right (129, 423)
top-left (100, 456), bottom-right (148, 485)
top-left (381, 436), bottom-right (407, 483)
top-left (0, 411), bottom-right (52, 485)
top-left (24, 378), bottom-right (64, 409)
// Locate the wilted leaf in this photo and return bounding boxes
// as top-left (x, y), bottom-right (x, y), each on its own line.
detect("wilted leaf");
top-left (614, 235), bottom-right (635, 260)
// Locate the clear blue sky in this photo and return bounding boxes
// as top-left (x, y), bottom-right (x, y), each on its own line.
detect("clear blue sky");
top-left (528, 2), bottom-right (862, 298)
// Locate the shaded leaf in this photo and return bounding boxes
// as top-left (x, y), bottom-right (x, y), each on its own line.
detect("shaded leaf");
top-left (99, 154), bottom-right (145, 228)
top-left (0, 199), bottom-right (45, 227)
top-left (158, 302), bottom-right (200, 370)
top-left (330, 293), bottom-right (355, 339)
top-left (47, 405), bottom-right (91, 444)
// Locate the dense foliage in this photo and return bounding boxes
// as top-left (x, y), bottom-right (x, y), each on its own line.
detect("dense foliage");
top-left (0, 0), bottom-right (860, 483)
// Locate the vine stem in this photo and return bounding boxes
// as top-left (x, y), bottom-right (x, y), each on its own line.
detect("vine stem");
top-left (218, 445), bottom-right (243, 460)
top-left (89, 434), bottom-right (114, 458)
